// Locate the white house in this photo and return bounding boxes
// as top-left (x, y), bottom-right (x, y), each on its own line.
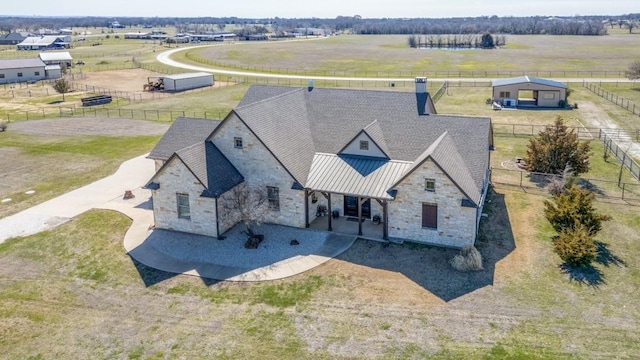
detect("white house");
top-left (17, 35), bottom-right (71, 50)
top-left (146, 80), bottom-right (493, 248)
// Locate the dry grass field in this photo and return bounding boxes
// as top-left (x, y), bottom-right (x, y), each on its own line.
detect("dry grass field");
top-left (1, 33), bottom-right (640, 359)
top-left (188, 34), bottom-right (640, 75)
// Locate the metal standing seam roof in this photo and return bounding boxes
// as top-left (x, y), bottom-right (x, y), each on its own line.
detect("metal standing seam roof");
top-left (306, 153), bottom-right (412, 200)
top-left (17, 36), bottom-right (64, 46)
top-left (147, 117), bottom-right (222, 161)
top-left (39, 51), bottom-right (72, 61)
top-left (0, 58), bottom-right (46, 70)
top-left (162, 72), bottom-right (214, 81)
top-left (491, 76), bottom-right (567, 89)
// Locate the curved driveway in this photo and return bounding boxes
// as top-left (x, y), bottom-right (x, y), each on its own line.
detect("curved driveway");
top-left (156, 44), bottom-right (631, 83)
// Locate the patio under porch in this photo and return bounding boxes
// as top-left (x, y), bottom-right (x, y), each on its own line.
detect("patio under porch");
top-left (308, 214), bottom-right (385, 241)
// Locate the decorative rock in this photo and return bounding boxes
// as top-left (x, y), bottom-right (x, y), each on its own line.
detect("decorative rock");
top-left (290, 239), bottom-right (300, 246)
top-left (123, 190), bottom-right (135, 200)
top-left (25, 190), bottom-right (35, 195)
top-left (1, 198), bottom-right (11, 203)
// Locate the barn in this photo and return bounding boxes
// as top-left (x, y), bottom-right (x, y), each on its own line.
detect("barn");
top-left (161, 73), bottom-right (214, 92)
top-left (0, 58), bottom-right (47, 84)
top-left (492, 76), bottom-right (567, 108)
top-left (39, 51), bottom-right (73, 68)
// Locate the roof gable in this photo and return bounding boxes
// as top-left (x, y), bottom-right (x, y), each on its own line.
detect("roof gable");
top-left (148, 117), bottom-right (221, 161)
top-left (339, 120), bottom-right (390, 159)
top-left (147, 141), bottom-right (244, 198)
top-left (392, 132), bottom-right (482, 205)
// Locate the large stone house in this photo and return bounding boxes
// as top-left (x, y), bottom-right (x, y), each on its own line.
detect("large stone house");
top-left (146, 79), bottom-right (493, 248)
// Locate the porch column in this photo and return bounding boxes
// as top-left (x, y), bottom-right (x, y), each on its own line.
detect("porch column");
top-left (382, 200), bottom-right (389, 240)
top-left (304, 190), bottom-right (309, 228)
top-left (357, 197), bottom-right (363, 236)
top-left (327, 193), bottom-right (332, 231)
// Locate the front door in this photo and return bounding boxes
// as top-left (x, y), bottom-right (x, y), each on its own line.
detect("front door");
top-left (344, 196), bottom-right (371, 218)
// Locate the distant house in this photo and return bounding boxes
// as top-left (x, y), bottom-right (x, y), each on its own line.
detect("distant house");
top-left (39, 51), bottom-right (73, 68)
top-left (492, 76), bottom-right (568, 108)
top-left (146, 79), bottom-right (493, 248)
top-left (0, 58), bottom-right (48, 84)
top-left (0, 32), bottom-right (32, 46)
top-left (17, 35), bottom-right (71, 51)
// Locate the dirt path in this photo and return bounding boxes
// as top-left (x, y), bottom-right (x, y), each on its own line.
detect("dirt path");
top-left (8, 117), bottom-right (169, 137)
top-left (579, 101), bottom-right (640, 159)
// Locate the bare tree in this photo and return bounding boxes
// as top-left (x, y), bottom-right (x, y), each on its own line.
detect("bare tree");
top-left (625, 60), bottom-right (640, 81)
top-left (220, 183), bottom-right (269, 247)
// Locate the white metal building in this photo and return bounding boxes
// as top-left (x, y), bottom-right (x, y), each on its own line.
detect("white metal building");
top-left (39, 51), bottom-right (73, 68)
top-left (0, 58), bottom-right (47, 84)
top-left (161, 72), bottom-right (214, 92)
top-left (492, 76), bottom-right (568, 108)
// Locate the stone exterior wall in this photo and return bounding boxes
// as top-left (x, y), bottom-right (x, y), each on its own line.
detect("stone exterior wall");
top-left (151, 157), bottom-right (218, 237)
top-left (209, 113), bottom-right (306, 228)
top-left (389, 159), bottom-right (477, 248)
top-left (154, 159), bottom-right (164, 172)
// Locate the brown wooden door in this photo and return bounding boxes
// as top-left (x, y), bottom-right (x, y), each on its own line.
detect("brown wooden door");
top-left (422, 203), bottom-right (438, 229)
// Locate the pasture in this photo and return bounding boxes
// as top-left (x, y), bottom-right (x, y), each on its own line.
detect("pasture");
top-left (1, 33), bottom-right (640, 358)
top-left (184, 33), bottom-right (640, 76)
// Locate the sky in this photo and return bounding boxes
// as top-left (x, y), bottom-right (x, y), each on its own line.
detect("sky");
top-left (1, 0), bottom-right (638, 18)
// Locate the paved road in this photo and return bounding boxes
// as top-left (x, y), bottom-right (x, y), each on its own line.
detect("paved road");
top-left (156, 45), bottom-right (634, 83)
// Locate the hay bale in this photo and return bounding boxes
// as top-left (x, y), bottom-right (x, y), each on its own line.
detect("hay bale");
top-left (450, 245), bottom-right (483, 271)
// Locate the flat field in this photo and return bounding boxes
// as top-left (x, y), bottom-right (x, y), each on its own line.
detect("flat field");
top-left (188, 34), bottom-right (640, 75)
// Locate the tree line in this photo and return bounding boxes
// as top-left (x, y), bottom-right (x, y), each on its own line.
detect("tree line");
top-left (2, 14), bottom-right (638, 36)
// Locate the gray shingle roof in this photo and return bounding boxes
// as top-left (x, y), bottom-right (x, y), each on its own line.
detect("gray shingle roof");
top-left (147, 117), bottom-right (221, 160)
top-left (175, 141), bottom-right (244, 198)
top-left (234, 85), bottom-right (491, 198)
top-left (0, 58), bottom-right (45, 70)
top-left (492, 76), bottom-right (567, 89)
top-left (362, 120), bottom-right (390, 158)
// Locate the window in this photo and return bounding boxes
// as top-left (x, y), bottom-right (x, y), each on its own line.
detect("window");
top-left (499, 91), bottom-right (510, 98)
top-left (34, 71), bottom-right (40, 76)
top-left (425, 178), bottom-right (436, 192)
top-left (0, 74), bottom-right (4, 79)
top-left (359, 140), bottom-right (369, 150)
top-left (267, 186), bottom-right (280, 210)
top-left (422, 203), bottom-right (438, 229)
top-left (234, 137), bottom-right (243, 149)
top-left (176, 193), bottom-right (190, 219)
top-left (17, 72), bottom-right (23, 77)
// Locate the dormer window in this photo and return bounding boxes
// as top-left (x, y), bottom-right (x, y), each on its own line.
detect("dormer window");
top-left (360, 140), bottom-right (369, 151)
top-left (234, 137), bottom-right (243, 149)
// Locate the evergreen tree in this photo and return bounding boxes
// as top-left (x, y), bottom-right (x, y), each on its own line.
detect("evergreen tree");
top-left (543, 185), bottom-right (611, 236)
top-left (525, 116), bottom-right (591, 175)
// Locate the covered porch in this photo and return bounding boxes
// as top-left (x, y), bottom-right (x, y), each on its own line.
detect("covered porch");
top-left (304, 190), bottom-right (390, 241)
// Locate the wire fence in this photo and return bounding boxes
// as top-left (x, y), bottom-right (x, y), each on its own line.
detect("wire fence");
top-left (600, 132), bottom-right (640, 181)
top-left (493, 123), bottom-right (640, 141)
top-left (583, 81), bottom-right (640, 117)
top-left (491, 167), bottom-right (640, 203)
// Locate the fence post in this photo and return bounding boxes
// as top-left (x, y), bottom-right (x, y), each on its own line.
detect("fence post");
top-left (622, 183), bottom-right (625, 200)
top-left (520, 171), bottom-right (523, 187)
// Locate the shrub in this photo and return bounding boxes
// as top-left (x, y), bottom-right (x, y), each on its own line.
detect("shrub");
top-left (558, 100), bottom-right (566, 108)
top-left (553, 224), bottom-right (597, 267)
top-left (544, 185), bottom-right (611, 236)
top-left (450, 245), bottom-right (483, 271)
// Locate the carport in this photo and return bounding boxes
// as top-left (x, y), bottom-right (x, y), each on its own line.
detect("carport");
top-left (492, 76), bottom-right (567, 108)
